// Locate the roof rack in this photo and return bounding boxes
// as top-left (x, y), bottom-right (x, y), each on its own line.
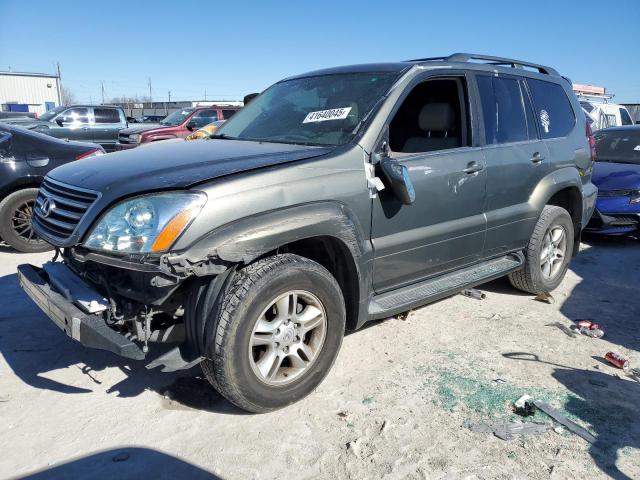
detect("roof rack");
top-left (406, 53), bottom-right (560, 76)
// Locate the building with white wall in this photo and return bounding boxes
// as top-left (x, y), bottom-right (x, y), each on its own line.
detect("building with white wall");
top-left (0, 71), bottom-right (61, 116)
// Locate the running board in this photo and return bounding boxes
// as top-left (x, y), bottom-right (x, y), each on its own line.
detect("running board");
top-left (368, 252), bottom-right (524, 320)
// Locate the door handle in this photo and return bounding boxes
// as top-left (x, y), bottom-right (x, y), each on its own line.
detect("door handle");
top-left (530, 152), bottom-right (545, 164)
top-left (463, 162), bottom-right (484, 174)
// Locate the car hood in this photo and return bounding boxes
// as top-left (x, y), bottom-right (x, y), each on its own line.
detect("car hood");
top-left (48, 139), bottom-right (333, 195)
top-left (119, 123), bottom-right (165, 134)
top-left (592, 161), bottom-right (640, 191)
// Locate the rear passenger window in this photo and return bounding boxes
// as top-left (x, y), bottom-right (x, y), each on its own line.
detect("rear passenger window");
top-left (477, 76), bottom-right (529, 144)
top-left (60, 108), bottom-right (89, 124)
top-left (526, 79), bottom-right (576, 138)
top-left (94, 108), bottom-right (121, 123)
top-left (222, 109), bottom-right (237, 119)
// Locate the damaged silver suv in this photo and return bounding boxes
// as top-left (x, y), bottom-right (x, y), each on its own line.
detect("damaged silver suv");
top-left (18, 54), bottom-right (597, 412)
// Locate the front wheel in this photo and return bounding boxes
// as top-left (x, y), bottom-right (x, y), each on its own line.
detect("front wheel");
top-left (509, 205), bottom-right (574, 294)
top-left (201, 254), bottom-right (346, 413)
top-left (0, 189), bottom-right (53, 253)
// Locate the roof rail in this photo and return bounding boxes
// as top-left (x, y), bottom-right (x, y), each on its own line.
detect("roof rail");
top-left (406, 53), bottom-right (560, 76)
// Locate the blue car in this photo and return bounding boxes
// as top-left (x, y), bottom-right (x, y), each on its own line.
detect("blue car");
top-left (587, 125), bottom-right (640, 235)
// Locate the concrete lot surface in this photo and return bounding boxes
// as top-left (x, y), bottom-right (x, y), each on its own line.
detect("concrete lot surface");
top-left (0, 236), bottom-right (638, 479)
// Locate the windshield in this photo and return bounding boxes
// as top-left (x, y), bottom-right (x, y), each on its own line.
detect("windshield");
top-left (215, 72), bottom-right (398, 146)
top-left (160, 109), bottom-right (193, 126)
top-left (39, 106), bottom-right (66, 122)
top-left (595, 130), bottom-right (640, 165)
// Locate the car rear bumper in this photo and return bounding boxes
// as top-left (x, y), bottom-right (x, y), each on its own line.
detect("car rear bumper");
top-left (17, 263), bottom-right (145, 360)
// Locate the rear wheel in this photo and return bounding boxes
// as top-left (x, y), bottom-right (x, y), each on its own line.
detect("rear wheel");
top-left (0, 189), bottom-right (52, 253)
top-left (201, 254), bottom-right (345, 413)
top-left (509, 205), bottom-right (574, 294)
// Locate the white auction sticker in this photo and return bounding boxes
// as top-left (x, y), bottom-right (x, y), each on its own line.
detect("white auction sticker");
top-left (303, 107), bottom-right (352, 123)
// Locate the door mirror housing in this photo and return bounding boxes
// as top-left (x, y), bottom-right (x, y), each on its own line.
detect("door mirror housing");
top-left (186, 119), bottom-right (198, 131)
top-left (380, 157), bottom-right (416, 205)
top-left (55, 118), bottom-right (64, 127)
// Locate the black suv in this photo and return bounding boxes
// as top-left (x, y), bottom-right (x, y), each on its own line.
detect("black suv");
top-left (18, 54), bottom-right (597, 412)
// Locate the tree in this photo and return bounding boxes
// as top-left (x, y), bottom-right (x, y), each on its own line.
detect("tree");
top-left (60, 86), bottom-right (76, 106)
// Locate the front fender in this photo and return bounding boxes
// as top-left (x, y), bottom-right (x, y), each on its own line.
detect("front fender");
top-left (169, 201), bottom-right (367, 266)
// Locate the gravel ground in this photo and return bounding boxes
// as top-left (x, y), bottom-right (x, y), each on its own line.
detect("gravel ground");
top-left (0, 235), bottom-right (638, 480)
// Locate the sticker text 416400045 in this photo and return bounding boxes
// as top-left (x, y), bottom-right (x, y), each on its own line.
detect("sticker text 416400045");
top-left (303, 107), bottom-right (352, 124)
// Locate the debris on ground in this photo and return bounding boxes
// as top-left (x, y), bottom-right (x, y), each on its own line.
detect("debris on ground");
top-left (395, 311), bottom-right (411, 321)
top-left (460, 288), bottom-right (486, 300)
top-left (605, 351), bottom-right (630, 371)
top-left (534, 292), bottom-right (555, 304)
top-left (471, 421), bottom-right (551, 441)
top-left (574, 319), bottom-right (604, 338)
top-left (112, 451), bottom-right (130, 462)
top-left (494, 377), bottom-right (508, 384)
top-left (346, 438), bottom-right (362, 457)
top-left (337, 411), bottom-right (348, 419)
top-left (513, 394), bottom-right (536, 417)
top-left (484, 313), bottom-right (503, 321)
top-left (379, 419), bottom-right (389, 434)
top-left (533, 401), bottom-right (596, 444)
top-left (545, 322), bottom-right (577, 338)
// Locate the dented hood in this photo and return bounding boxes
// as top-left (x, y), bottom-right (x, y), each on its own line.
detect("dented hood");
top-left (47, 139), bottom-right (333, 194)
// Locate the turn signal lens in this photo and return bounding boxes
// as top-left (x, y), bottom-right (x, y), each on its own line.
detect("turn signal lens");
top-left (150, 207), bottom-right (198, 252)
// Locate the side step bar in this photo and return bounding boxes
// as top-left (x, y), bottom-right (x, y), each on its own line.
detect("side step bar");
top-left (368, 252), bottom-right (524, 320)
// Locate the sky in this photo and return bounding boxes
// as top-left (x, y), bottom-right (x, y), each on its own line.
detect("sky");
top-left (1, 0), bottom-right (639, 104)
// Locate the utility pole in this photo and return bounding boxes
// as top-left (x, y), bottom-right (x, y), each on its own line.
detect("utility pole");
top-left (101, 81), bottom-right (105, 104)
top-left (168, 90), bottom-right (171, 103)
top-left (204, 89), bottom-right (207, 101)
top-left (147, 77), bottom-right (152, 108)
top-left (166, 90), bottom-right (171, 115)
top-left (56, 62), bottom-right (62, 105)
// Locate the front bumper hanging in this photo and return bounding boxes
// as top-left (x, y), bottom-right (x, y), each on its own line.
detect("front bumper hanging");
top-left (17, 263), bottom-right (145, 360)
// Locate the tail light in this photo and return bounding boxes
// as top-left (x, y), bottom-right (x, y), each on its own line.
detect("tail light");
top-left (76, 148), bottom-right (105, 160)
top-left (586, 122), bottom-right (597, 162)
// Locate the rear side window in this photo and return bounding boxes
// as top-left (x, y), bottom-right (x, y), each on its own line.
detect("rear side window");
top-left (527, 79), bottom-right (576, 138)
top-left (222, 109), bottom-right (237, 119)
top-left (192, 109), bottom-right (218, 128)
top-left (94, 108), bottom-right (121, 123)
top-left (477, 76), bottom-right (529, 144)
top-left (0, 130), bottom-right (12, 159)
top-left (620, 108), bottom-right (633, 125)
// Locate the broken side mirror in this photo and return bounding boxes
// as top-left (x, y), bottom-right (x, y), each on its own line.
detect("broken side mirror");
top-left (380, 156), bottom-right (415, 205)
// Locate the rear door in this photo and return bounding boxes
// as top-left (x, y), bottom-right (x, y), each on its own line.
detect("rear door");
top-left (475, 74), bottom-right (550, 257)
top-left (92, 107), bottom-right (123, 149)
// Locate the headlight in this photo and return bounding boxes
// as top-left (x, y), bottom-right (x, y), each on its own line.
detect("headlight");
top-left (131, 134), bottom-right (142, 144)
top-left (84, 192), bottom-right (206, 253)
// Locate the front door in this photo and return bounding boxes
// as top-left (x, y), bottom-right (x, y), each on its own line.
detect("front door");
top-left (371, 76), bottom-right (487, 293)
top-left (51, 107), bottom-right (93, 143)
top-left (92, 107), bottom-right (123, 149)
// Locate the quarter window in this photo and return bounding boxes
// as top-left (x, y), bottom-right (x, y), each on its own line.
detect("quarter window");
top-left (222, 109), bottom-right (237, 119)
top-left (526, 79), bottom-right (576, 138)
top-left (94, 108), bottom-right (121, 123)
top-left (192, 109), bottom-right (218, 128)
top-left (620, 108), bottom-right (633, 126)
top-left (477, 76), bottom-right (529, 144)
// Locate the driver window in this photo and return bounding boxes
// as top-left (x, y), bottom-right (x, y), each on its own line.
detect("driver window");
top-left (59, 107), bottom-right (90, 125)
top-left (389, 78), bottom-right (469, 154)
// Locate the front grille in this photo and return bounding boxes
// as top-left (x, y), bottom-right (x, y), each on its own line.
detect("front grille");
top-left (33, 178), bottom-right (99, 243)
top-left (609, 215), bottom-right (639, 227)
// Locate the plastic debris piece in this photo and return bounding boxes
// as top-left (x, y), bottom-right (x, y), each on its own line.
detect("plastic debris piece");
top-left (534, 292), bottom-right (555, 304)
top-left (513, 394), bottom-right (536, 417)
top-left (494, 377), bottom-right (508, 384)
top-left (112, 452), bottom-right (130, 463)
top-left (460, 288), bottom-right (486, 300)
top-left (533, 401), bottom-right (596, 444)
top-left (471, 421), bottom-right (551, 441)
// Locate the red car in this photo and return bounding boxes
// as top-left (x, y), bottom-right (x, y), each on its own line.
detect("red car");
top-left (116, 106), bottom-right (239, 149)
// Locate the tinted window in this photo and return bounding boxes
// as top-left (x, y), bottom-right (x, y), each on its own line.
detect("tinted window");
top-left (191, 109), bottom-right (218, 128)
top-left (477, 76), bottom-right (528, 144)
top-left (60, 108), bottom-right (89, 124)
top-left (0, 130), bottom-right (12, 159)
top-left (527, 79), bottom-right (576, 138)
top-left (580, 101), bottom-right (594, 113)
top-left (594, 129), bottom-right (640, 165)
top-left (222, 109), bottom-right (237, 119)
top-left (620, 108), bottom-right (633, 125)
top-left (94, 108), bottom-right (121, 123)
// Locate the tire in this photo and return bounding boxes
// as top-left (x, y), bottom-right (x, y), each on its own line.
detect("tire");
top-left (0, 189), bottom-right (52, 253)
top-left (509, 205), bottom-right (574, 294)
top-left (201, 254), bottom-right (345, 413)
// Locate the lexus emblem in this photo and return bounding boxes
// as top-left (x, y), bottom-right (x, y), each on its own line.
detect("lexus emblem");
top-left (40, 197), bottom-right (56, 218)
